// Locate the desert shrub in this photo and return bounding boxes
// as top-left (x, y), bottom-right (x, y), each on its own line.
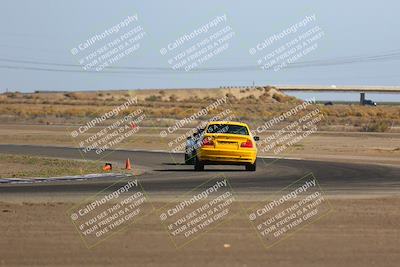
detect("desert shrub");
top-left (203, 97), bottom-right (216, 102)
top-left (376, 111), bottom-right (386, 118)
top-left (169, 94), bottom-right (178, 102)
top-left (272, 93), bottom-right (283, 102)
top-left (64, 92), bottom-right (78, 99)
top-left (271, 93), bottom-right (299, 103)
top-left (241, 95), bottom-right (257, 104)
top-left (145, 95), bottom-right (161, 101)
top-left (360, 121), bottom-right (390, 132)
top-left (8, 92), bottom-right (21, 98)
top-left (225, 93), bottom-right (235, 99)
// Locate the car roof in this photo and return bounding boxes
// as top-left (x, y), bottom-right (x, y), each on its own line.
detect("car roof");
top-left (207, 121), bottom-right (249, 127)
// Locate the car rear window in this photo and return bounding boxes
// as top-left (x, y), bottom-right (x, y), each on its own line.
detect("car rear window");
top-left (207, 124), bottom-right (249, 135)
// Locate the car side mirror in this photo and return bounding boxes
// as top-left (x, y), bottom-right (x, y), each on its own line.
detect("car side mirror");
top-left (254, 136), bottom-right (260, 141)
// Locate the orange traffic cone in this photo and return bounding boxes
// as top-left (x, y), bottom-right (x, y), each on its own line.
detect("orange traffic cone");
top-left (125, 158), bottom-right (132, 170)
top-left (103, 163), bottom-right (112, 171)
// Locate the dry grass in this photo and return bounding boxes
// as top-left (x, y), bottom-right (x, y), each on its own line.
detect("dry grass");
top-left (0, 87), bottom-right (398, 132)
top-left (0, 153), bottom-right (101, 178)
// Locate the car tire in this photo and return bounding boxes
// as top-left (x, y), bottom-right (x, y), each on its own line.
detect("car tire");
top-left (184, 154), bottom-right (190, 165)
top-left (185, 153), bottom-right (196, 165)
top-left (246, 162), bottom-right (256, 171)
top-left (194, 157), bottom-right (204, 171)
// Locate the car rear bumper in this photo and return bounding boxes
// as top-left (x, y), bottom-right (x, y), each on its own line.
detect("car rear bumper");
top-left (198, 148), bottom-right (256, 164)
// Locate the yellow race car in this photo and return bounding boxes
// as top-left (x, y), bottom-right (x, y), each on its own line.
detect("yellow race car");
top-left (194, 121), bottom-right (259, 171)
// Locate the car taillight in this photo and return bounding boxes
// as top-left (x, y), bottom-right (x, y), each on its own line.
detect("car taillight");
top-left (202, 137), bottom-right (214, 146)
top-left (241, 140), bottom-right (253, 148)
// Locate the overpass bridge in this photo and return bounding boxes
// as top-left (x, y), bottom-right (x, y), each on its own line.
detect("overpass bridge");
top-left (276, 85), bottom-right (400, 104)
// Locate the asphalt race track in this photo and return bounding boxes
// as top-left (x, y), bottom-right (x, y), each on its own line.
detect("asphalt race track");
top-left (0, 144), bottom-right (399, 195)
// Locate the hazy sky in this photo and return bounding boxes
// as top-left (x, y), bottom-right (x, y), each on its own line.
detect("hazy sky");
top-left (1, 0), bottom-right (400, 92)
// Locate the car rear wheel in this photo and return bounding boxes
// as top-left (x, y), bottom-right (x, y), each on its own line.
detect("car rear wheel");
top-left (245, 162), bottom-right (256, 171)
top-left (194, 157), bottom-right (204, 171)
top-left (184, 153), bottom-right (191, 165)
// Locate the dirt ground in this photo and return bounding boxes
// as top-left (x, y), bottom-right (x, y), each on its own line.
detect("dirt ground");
top-left (0, 197), bottom-right (399, 267)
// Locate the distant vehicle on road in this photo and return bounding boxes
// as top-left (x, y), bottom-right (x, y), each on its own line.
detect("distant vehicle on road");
top-left (362, 99), bottom-right (377, 106)
top-left (324, 101), bottom-right (333, 106)
top-left (193, 121), bottom-right (259, 171)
